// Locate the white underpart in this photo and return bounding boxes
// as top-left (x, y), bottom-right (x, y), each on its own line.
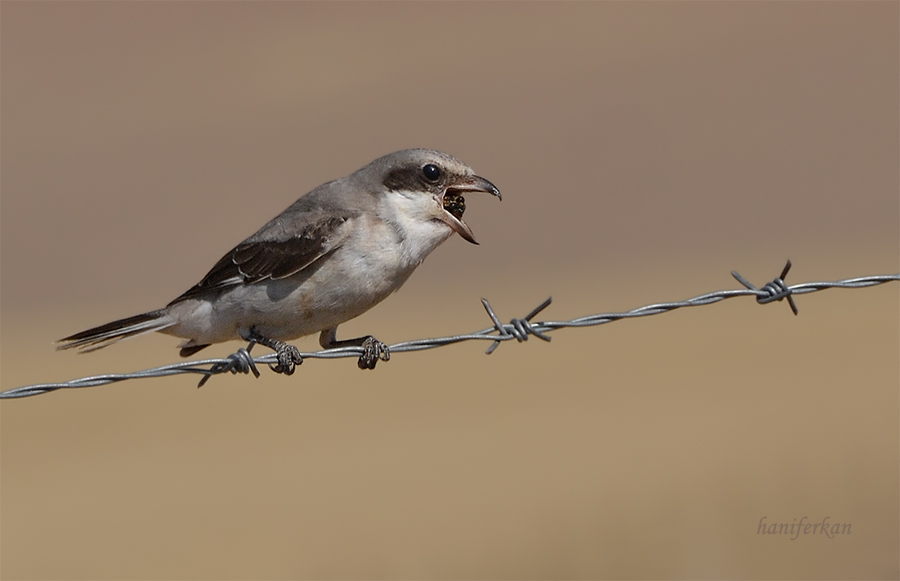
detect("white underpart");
top-left (164, 189), bottom-right (454, 346)
top-left (378, 189), bottom-right (453, 266)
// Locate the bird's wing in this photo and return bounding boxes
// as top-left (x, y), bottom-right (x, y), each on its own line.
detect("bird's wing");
top-left (168, 213), bottom-right (350, 305)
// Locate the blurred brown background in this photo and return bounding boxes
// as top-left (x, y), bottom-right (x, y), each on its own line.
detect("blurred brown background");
top-left (1, 2), bottom-right (897, 579)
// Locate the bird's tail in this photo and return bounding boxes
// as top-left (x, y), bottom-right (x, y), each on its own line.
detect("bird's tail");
top-left (57, 310), bottom-right (175, 353)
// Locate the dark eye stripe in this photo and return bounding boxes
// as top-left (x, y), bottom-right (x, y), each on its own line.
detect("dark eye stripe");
top-left (383, 163), bottom-right (445, 192)
top-left (383, 167), bottom-right (421, 192)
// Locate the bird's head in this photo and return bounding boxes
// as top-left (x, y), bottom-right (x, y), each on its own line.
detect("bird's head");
top-left (374, 149), bottom-right (501, 245)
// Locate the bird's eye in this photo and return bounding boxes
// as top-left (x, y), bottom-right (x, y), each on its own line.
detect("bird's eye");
top-left (422, 164), bottom-right (441, 182)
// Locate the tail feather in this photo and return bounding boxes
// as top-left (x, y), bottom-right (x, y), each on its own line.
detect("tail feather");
top-left (57, 310), bottom-right (175, 353)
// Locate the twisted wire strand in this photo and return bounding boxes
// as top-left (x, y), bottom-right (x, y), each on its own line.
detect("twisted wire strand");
top-left (2, 261), bottom-right (897, 399)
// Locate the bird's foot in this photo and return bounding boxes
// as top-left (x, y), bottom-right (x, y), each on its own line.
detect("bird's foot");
top-left (320, 329), bottom-right (390, 370)
top-left (270, 343), bottom-right (303, 375)
top-left (358, 336), bottom-right (390, 370)
top-left (242, 329), bottom-right (303, 375)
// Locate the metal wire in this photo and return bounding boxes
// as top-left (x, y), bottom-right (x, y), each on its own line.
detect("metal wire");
top-left (2, 261), bottom-right (897, 399)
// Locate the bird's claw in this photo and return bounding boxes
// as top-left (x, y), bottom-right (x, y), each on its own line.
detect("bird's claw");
top-left (269, 343), bottom-right (303, 375)
top-left (358, 336), bottom-right (390, 370)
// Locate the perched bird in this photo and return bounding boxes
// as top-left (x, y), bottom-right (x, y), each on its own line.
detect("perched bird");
top-left (58, 149), bottom-right (501, 372)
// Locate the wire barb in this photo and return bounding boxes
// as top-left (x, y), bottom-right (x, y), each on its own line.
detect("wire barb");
top-left (2, 263), bottom-right (897, 400)
top-left (731, 259), bottom-right (798, 315)
top-left (482, 297), bottom-right (553, 355)
top-left (197, 343), bottom-right (260, 388)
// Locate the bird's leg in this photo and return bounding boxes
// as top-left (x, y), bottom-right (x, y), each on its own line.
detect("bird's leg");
top-left (319, 328), bottom-right (390, 370)
top-left (240, 327), bottom-right (303, 375)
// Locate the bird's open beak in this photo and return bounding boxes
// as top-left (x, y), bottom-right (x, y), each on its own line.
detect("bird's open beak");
top-left (439, 175), bottom-right (501, 245)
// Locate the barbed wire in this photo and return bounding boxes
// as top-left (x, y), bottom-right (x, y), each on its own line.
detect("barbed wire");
top-left (2, 260), bottom-right (897, 399)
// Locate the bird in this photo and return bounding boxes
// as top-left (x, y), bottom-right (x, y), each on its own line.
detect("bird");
top-left (57, 149), bottom-right (501, 373)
